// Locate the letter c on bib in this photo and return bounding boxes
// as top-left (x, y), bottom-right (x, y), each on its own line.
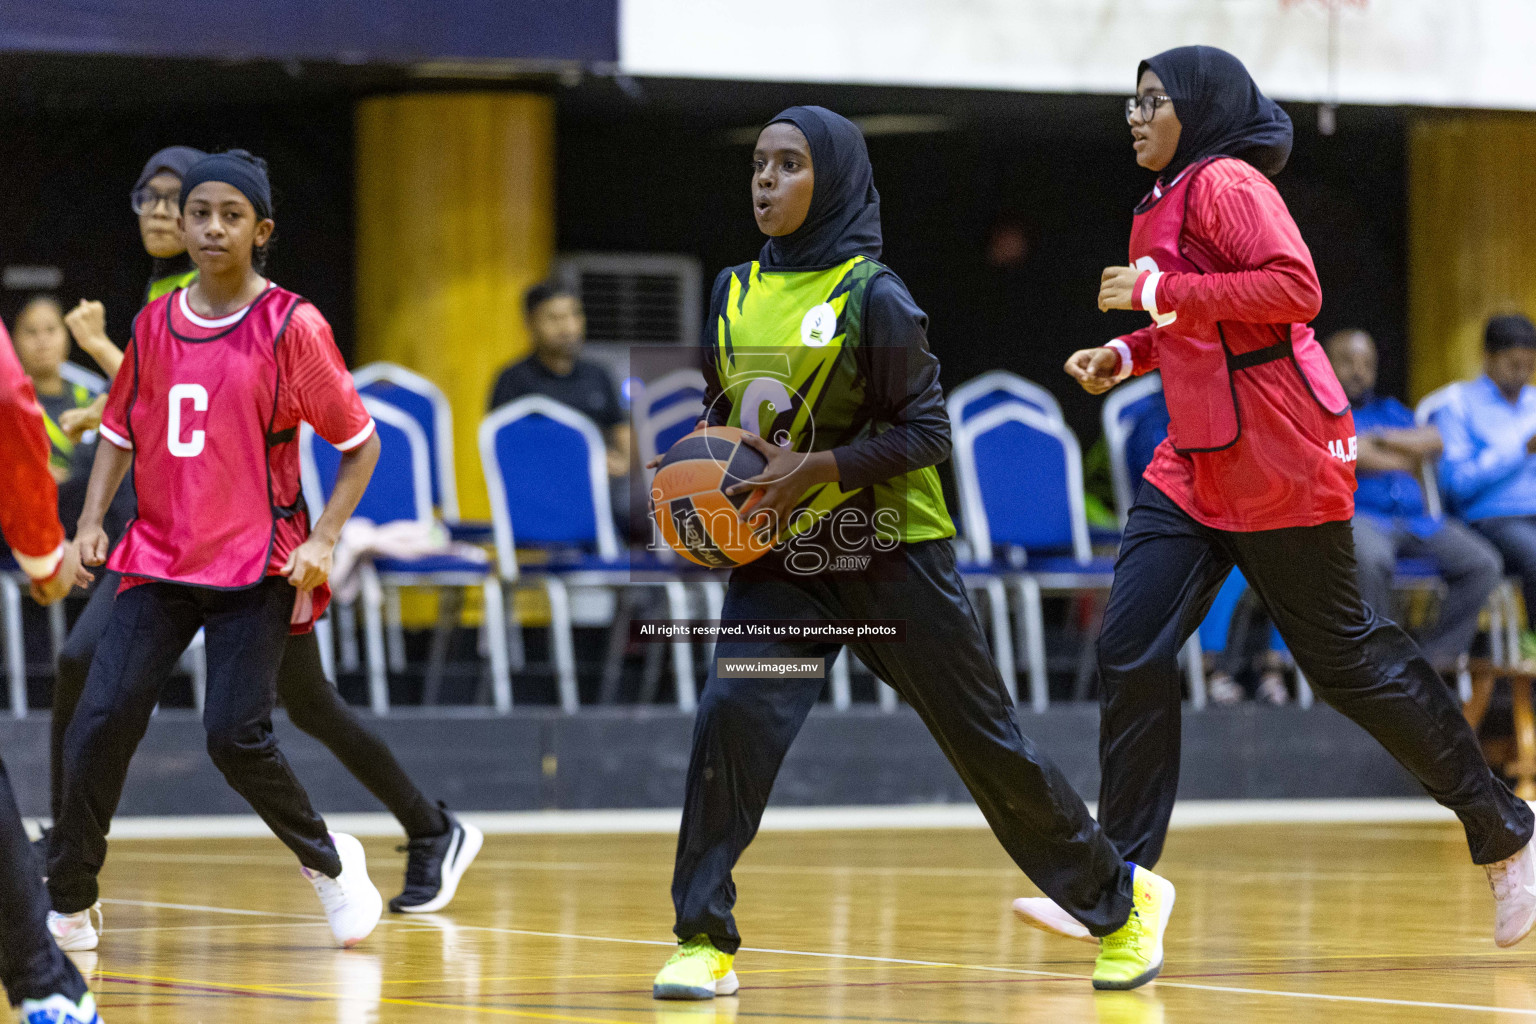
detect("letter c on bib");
top-left (167, 383), bottom-right (208, 457)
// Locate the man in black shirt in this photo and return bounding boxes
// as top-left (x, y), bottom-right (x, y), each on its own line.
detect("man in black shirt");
top-left (489, 282), bottom-right (636, 540)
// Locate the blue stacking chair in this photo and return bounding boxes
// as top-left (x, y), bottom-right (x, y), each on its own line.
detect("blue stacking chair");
top-left (951, 403), bottom-right (1114, 712)
top-left (352, 362), bottom-right (491, 541)
top-left (480, 395), bottom-right (698, 713)
top-left (636, 369), bottom-right (707, 470)
top-left (945, 369), bottom-right (1064, 427)
top-left (353, 362), bottom-right (497, 688)
top-left (302, 397), bottom-right (510, 715)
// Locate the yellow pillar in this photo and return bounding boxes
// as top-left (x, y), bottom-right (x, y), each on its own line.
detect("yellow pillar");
top-left (1408, 112), bottom-right (1536, 400)
top-left (355, 92), bottom-right (555, 519)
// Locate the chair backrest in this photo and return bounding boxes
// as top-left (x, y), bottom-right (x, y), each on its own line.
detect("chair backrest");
top-left (953, 403), bottom-right (1091, 566)
top-left (636, 369), bottom-right (707, 467)
top-left (301, 397), bottom-right (432, 528)
top-left (1414, 382), bottom-right (1463, 520)
top-left (946, 370), bottom-right (1065, 430)
top-left (58, 361), bottom-right (108, 395)
top-left (352, 362), bottom-right (460, 522)
top-left (479, 395), bottom-right (619, 577)
top-left (1101, 371), bottom-right (1167, 527)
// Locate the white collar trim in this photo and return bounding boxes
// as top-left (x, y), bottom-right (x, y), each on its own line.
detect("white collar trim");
top-left (179, 281), bottom-right (272, 329)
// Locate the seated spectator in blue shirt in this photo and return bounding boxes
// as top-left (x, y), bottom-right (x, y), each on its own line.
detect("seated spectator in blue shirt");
top-left (1435, 314), bottom-right (1536, 654)
top-left (1325, 329), bottom-right (1502, 673)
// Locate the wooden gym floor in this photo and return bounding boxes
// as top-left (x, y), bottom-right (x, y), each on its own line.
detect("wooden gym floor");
top-left (73, 821), bottom-right (1536, 1022)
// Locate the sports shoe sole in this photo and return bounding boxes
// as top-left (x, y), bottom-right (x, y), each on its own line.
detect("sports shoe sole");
top-left (1093, 876), bottom-right (1176, 992)
top-left (653, 970), bottom-right (739, 1000)
top-left (330, 832), bottom-right (383, 948)
top-left (1012, 897), bottom-right (1097, 944)
top-left (394, 821), bottom-right (484, 914)
top-left (1496, 901), bottom-right (1536, 948)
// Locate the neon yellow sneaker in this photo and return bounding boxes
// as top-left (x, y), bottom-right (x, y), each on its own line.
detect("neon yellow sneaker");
top-left (1093, 866), bottom-right (1176, 991)
top-left (653, 934), bottom-right (739, 1000)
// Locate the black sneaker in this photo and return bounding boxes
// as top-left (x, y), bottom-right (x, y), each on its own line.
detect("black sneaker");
top-left (389, 807), bottom-right (483, 913)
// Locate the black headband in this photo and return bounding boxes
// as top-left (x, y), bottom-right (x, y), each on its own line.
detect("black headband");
top-left (179, 150), bottom-right (272, 222)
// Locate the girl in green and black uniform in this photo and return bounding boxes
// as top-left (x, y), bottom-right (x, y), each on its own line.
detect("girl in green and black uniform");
top-left (649, 106), bottom-right (1173, 997)
top-left (42, 146), bottom-right (478, 918)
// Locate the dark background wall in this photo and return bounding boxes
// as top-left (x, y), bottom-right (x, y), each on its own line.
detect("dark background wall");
top-left (0, 62), bottom-right (1407, 447)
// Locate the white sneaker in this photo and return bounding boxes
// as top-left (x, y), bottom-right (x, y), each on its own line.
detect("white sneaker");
top-left (18, 991), bottom-right (100, 1024)
top-left (1486, 840), bottom-right (1536, 947)
top-left (302, 832), bottom-right (383, 948)
top-left (1011, 896), bottom-right (1096, 944)
top-left (47, 904), bottom-right (101, 952)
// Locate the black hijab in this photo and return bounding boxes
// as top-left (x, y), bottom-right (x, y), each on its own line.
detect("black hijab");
top-left (758, 106), bottom-right (883, 269)
top-left (1140, 46), bottom-right (1293, 180)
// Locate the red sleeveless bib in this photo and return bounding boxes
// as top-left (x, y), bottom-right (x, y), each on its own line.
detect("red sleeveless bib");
top-left (1129, 156), bottom-right (1349, 453)
top-left (109, 287), bottom-right (306, 588)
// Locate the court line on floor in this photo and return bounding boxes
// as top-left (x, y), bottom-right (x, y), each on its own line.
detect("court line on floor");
top-left (43, 798), bottom-right (1497, 840)
top-left (100, 896), bottom-right (1536, 1017)
top-left (106, 849), bottom-right (1482, 887)
top-left (98, 970), bottom-right (652, 1024)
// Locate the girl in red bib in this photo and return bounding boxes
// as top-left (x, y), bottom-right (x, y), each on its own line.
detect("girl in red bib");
top-left (1014, 46), bottom-right (1536, 950)
top-left (47, 151), bottom-right (385, 949)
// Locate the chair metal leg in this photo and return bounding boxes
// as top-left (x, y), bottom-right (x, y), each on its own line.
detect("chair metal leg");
top-left (598, 588), bottom-right (639, 705)
top-left (338, 599), bottom-right (360, 673)
top-left (481, 580), bottom-right (513, 714)
top-left (1506, 582), bottom-right (1523, 665)
top-left (1294, 667), bottom-right (1315, 709)
top-left (662, 581), bottom-right (697, 712)
top-left (1180, 632), bottom-right (1207, 710)
top-left (862, 651), bottom-right (897, 713)
top-left (828, 647), bottom-right (852, 710)
top-left (979, 577), bottom-right (1018, 705)
top-left (384, 585), bottom-right (406, 674)
top-left (2, 577), bottom-right (25, 719)
top-left (700, 580), bottom-right (725, 665)
top-left (314, 611), bottom-right (336, 683)
top-left (47, 601), bottom-right (67, 664)
top-left (1013, 577), bottom-right (1049, 713)
top-left (423, 587), bottom-right (465, 705)
top-left (360, 565), bottom-right (390, 715)
top-left (541, 576), bottom-right (579, 713)
top-left (1490, 590), bottom-right (1507, 667)
top-left (187, 630), bottom-right (207, 713)
top-left (506, 592), bottom-right (527, 673)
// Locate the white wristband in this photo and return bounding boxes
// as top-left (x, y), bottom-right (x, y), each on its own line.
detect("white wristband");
top-left (12, 543), bottom-right (64, 582)
top-left (1106, 340), bottom-right (1135, 383)
top-left (1142, 270), bottom-right (1177, 328)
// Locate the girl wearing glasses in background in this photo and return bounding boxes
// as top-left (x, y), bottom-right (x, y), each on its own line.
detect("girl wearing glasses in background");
top-left (1012, 44), bottom-right (1536, 951)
